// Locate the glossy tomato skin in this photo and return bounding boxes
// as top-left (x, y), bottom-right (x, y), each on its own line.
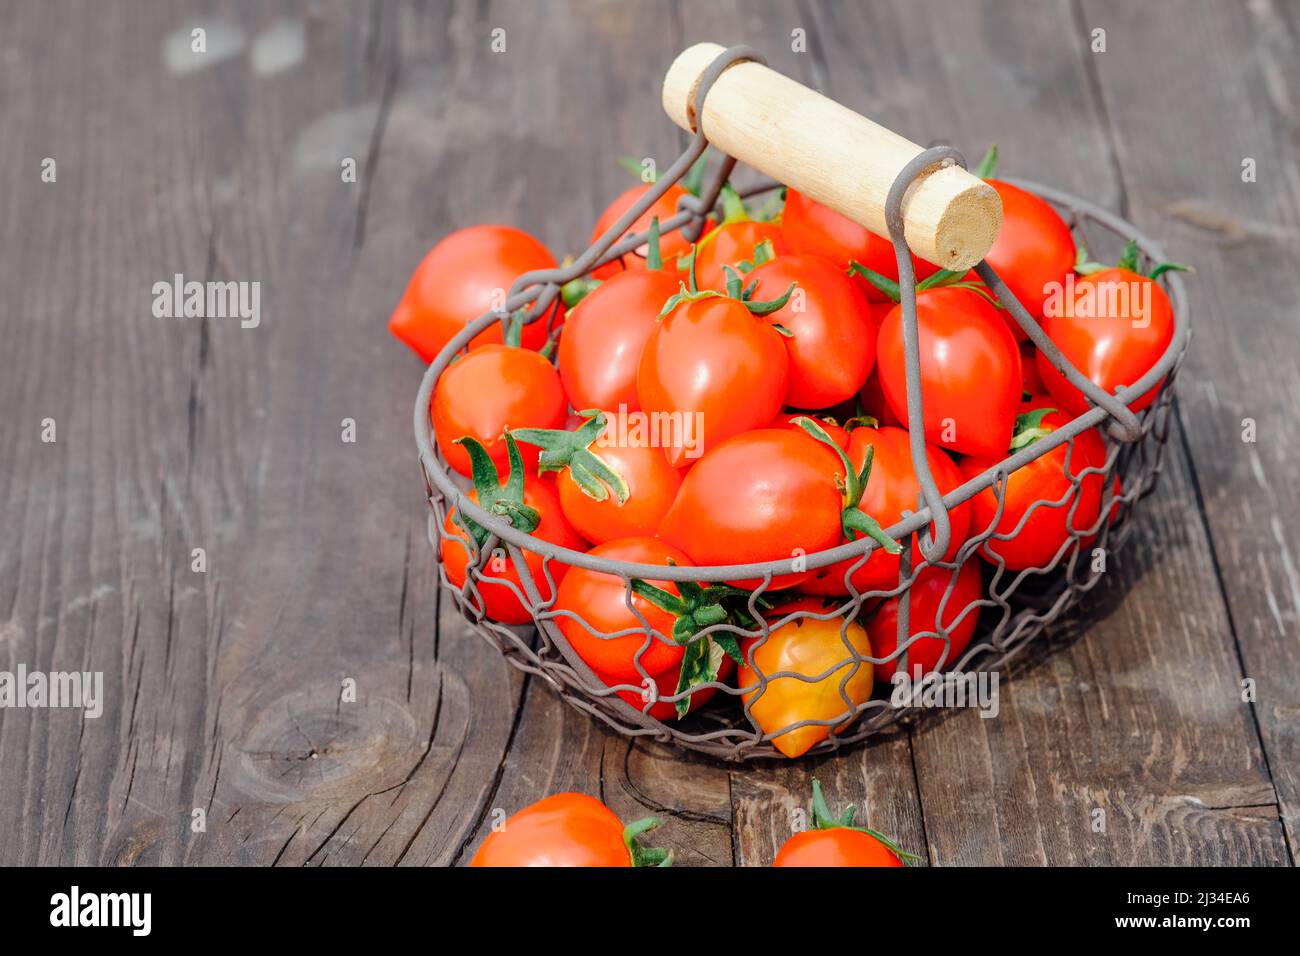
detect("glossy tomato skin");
top-left (774, 828), bottom-right (904, 867)
top-left (430, 344), bottom-right (567, 476)
top-left (470, 793), bottom-right (631, 867)
top-left (747, 254), bottom-right (877, 409)
top-left (557, 268), bottom-right (682, 414)
top-left (691, 220), bottom-right (790, 290)
top-left (960, 405), bottom-right (1109, 571)
top-left (877, 287), bottom-right (1022, 458)
top-left (867, 560), bottom-right (983, 682)
top-left (441, 477), bottom-right (586, 625)
top-left (657, 429), bottom-right (844, 590)
top-left (556, 441), bottom-right (683, 545)
top-left (977, 180), bottom-right (1076, 332)
top-left (555, 538), bottom-right (691, 682)
top-left (739, 598), bottom-right (874, 758)
top-left (637, 298), bottom-right (789, 468)
top-left (804, 426), bottom-right (970, 597)
top-left (781, 188), bottom-right (938, 302)
top-left (389, 225), bottom-right (559, 360)
top-left (1037, 269), bottom-right (1174, 416)
top-left (589, 183), bottom-right (701, 280)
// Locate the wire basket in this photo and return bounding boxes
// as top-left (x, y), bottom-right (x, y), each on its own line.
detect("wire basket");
top-left (412, 47), bottom-right (1190, 762)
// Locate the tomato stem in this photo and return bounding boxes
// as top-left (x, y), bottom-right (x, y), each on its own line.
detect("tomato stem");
top-left (974, 143), bottom-right (999, 180)
top-left (807, 778), bottom-right (922, 864)
top-left (623, 816), bottom-right (672, 867)
top-left (791, 417), bottom-right (902, 555)
top-left (452, 435), bottom-right (540, 545)
top-left (510, 412), bottom-right (630, 504)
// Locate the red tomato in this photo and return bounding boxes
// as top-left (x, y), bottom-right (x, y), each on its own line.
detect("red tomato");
top-left (1037, 269), bottom-right (1175, 416)
top-left (960, 405), bottom-right (1109, 571)
top-left (471, 793), bottom-right (664, 867)
top-left (657, 429), bottom-right (845, 589)
top-left (876, 286), bottom-right (1022, 458)
top-left (637, 296), bottom-right (789, 468)
top-left (769, 412), bottom-right (850, 450)
top-left (975, 180), bottom-right (1076, 332)
top-left (867, 560), bottom-right (983, 681)
top-left (691, 219), bottom-right (790, 290)
top-left (775, 828), bottom-right (904, 867)
top-left (555, 440), bottom-right (683, 545)
top-left (430, 344), bottom-right (567, 476)
top-left (556, 268), bottom-right (682, 413)
top-left (781, 188), bottom-right (938, 302)
top-left (804, 426), bottom-right (970, 596)
top-left (588, 182), bottom-right (699, 280)
top-left (441, 476), bottom-right (585, 626)
top-left (389, 225), bottom-right (559, 360)
top-left (746, 254), bottom-right (877, 409)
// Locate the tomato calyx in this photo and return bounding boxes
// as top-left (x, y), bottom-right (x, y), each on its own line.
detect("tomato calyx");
top-left (453, 434), bottom-right (540, 545)
top-left (806, 778), bottom-right (922, 864)
top-left (1008, 407), bottom-right (1057, 452)
top-left (850, 261), bottom-right (1001, 309)
top-left (792, 417), bottom-right (901, 555)
top-left (617, 152), bottom-right (709, 197)
top-left (622, 816), bottom-right (672, 867)
top-left (629, 575), bottom-right (754, 718)
top-left (659, 251), bottom-right (795, 319)
top-left (1075, 239), bottom-right (1193, 281)
top-left (974, 143), bottom-right (999, 180)
top-left (510, 412), bottom-right (631, 505)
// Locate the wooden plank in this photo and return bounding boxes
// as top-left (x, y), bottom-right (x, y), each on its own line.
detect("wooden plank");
top-left (1078, 0), bottom-right (1300, 860)
top-left (807, 0), bottom-right (1288, 864)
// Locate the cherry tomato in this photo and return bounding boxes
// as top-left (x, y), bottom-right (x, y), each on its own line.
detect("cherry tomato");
top-left (974, 180), bottom-right (1076, 332)
top-left (739, 598), bottom-right (874, 758)
top-left (441, 475), bottom-right (585, 626)
top-left (471, 793), bottom-right (666, 867)
top-left (773, 780), bottom-right (906, 867)
top-left (959, 402), bottom-right (1108, 571)
top-left (867, 560), bottom-right (983, 682)
top-left (556, 268), bottom-right (682, 413)
top-left (781, 188), bottom-right (938, 302)
top-left (657, 429), bottom-right (845, 589)
top-left (746, 254), bottom-right (877, 409)
top-left (588, 182), bottom-right (701, 280)
top-left (804, 426), bottom-right (970, 596)
top-left (554, 538), bottom-right (690, 682)
top-left (876, 286), bottom-right (1022, 458)
top-left (637, 296), bottom-right (789, 468)
top-left (691, 219), bottom-right (790, 290)
top-left (1037, 269), bottom-right (1174, 416)
top-left (559, 442), bottom-right (682, 545)
top-left (389, 224), bottom-right (558, 360)
top-left (430, 344), bottom-right (567, 476)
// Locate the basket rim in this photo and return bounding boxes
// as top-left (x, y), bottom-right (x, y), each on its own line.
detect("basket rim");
top-left (411, 176), bottom-right (1190, 584)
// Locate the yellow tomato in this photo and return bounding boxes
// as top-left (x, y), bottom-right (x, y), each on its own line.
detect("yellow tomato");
top-left (739, 598), bottom-right (874, 758)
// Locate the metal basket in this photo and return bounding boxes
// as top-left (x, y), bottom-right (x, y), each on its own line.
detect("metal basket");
top-left (412, 47), bottom-right (1190, 762)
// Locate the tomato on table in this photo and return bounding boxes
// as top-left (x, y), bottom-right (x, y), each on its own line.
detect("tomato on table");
top-left (781, 187), bottom-right (938, 301)
top-left (430, 341), bottom-right (567, 477)
top-left (959, 398), bottom-right (1109, 571)
top-left (441, 436), bottom-right (586, 626)
top-left (866, 560), bottom-right (983, 682)
top-left (389, 224), bottom-right (559, 360)
top-left (746, 253), bottom-right (878, 409)
top-left (773, 780), bottom-right (912, 867)
top-left (739, 598), bottom-right (875, 758)
top-left (471, 792), bottom-right (669, 867)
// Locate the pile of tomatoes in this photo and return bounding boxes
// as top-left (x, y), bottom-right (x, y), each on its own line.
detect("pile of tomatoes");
top-left (392, 146), bottom-right (1183, 761)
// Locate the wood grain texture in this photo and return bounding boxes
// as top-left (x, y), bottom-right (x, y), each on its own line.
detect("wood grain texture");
top-left (0, 0), bottom-right (1292, 867)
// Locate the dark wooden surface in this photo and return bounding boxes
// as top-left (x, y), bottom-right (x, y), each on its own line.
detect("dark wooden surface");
top-left (1, 0), bottom-right (1295, 866)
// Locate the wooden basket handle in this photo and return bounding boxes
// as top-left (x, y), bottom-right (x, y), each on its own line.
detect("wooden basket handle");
top-left (662, 43), bottom-right (1001, 271)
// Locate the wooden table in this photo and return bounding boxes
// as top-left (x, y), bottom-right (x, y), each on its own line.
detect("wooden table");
top-left (2, 0), bottom-right (1295, 867)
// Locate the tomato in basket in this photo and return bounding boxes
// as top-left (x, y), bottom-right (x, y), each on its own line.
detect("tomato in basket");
top-left (866, 559), bottom-right (983, 682)
top-left (588, 181), bottom-right (702, 280)
top-left (389, 224), bottom-right (558, 360)
top-left (687, 185), bottom-right (789, 290)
